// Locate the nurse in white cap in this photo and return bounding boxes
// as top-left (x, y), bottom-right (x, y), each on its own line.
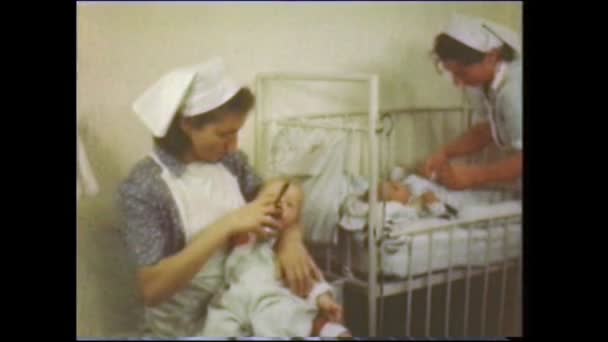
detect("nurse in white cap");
top-left (118, 57), bottom-right (320, 337)
top-left (422, 14), bottom-right (522, 190)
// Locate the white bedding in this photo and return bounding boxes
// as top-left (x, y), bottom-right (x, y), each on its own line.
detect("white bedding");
top-left (346, 201), bottom-right (522, 279)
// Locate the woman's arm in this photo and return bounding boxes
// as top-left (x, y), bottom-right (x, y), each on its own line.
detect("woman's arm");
top-left (275, 222), bottom-right (322, 297)
top-left (137, 220), bottom-right (234, 306)
top-left (438, 152), bottom-right (522, 190)
top-left (120, 175), bottom-right (281, 307)
top-left (138, 192), bottom-right (282, 306)
top-left (423, 122), bottom-right (494, 178)
top-left (442, 121), bottom-right (494, 158)
top-left (475, 152), bottom-right (522, 186)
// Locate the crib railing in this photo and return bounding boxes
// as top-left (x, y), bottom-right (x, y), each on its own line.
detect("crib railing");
top-left (313, 212), bottom-right (521, 337)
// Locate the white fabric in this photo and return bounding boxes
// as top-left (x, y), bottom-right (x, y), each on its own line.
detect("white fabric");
top-left (402, 174), bottom-right (439, 198)
top-left (468, 59), bottom-right (523, 152)
top-left (319, 322), bottom-right (349, 338)
top-left (132, 57), bottom-right (240, 137)
top-left (399, 171), bottom-right (520, 210)
top-left (384, 201), bottom-right (419, 225)
top-left (443, 13), bottom-right (521, 53)
top-left (306, 281), bottom-right (333, 307)
top-left (339, 194), bottom-right (369, 231)
top-left (270, 126), bottom-right (340, 177)
top-left (300, 138), bottom-right (354, 244)
top-left (155, 155), bottom-right (246, 242)
top-left (203, 238), bottom-right (319, 337)
top-left (350, 200), bottom-right (521, 278)
top-left (143, 152), bottom-right (245, 337)
top-left (390, 166), bottom-right (405, 182)
top-left (77, 132), bottom-right (99, 199)
top-left (268, 124), bottom-right (368, 243)
top-left (428, 201), bottom-right (447, 216)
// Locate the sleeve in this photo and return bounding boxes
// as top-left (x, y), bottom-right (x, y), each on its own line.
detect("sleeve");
top-left (306, 281), bottom-right (334, 307)
top-left (497, 72), bottom-right (523, 151)
top-left (117, 176), bottom-right (173, 268)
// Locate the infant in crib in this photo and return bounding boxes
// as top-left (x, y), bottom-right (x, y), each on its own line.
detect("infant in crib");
top-left (201, 179), bottom-right (351, 338)
top-left (340, 168), bottom-right (456, 232)
top-left (362, 178), bottom-right (452, 218)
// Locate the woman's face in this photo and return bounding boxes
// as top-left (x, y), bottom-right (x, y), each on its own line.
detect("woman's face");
top-left (441, 51), bottom-right (499, 88)
top-left (181, 113), bottom-right (246, 163)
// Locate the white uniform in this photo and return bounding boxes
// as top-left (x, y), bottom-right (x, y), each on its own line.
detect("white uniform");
top-left (142, 152), bottom-right (246, 337)
top-left (465, 58), bottom-right (523, 152)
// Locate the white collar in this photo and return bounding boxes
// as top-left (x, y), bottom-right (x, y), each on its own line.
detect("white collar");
top-left (490, 62), bottom-right (508, 91)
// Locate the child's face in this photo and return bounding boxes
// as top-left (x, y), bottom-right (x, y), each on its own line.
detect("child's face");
top-left (260, 181), bottom-right (303, 228)
top-left (379, 181), bottom-right (411, 204)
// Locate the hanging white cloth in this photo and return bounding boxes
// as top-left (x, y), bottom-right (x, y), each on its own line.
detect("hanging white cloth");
top-left (77, 132), bottom-right (99, 199)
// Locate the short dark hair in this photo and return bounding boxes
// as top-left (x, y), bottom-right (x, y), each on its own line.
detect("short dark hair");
top-left (433, 33), bottom-right (516, 66)
top-left (154, 87), bottom-right (255, 158)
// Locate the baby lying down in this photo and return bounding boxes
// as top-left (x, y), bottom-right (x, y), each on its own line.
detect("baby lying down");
top-left (339, 172), bottom-right (457, 232)
top-left (201, 179), bottom-right (351, 338)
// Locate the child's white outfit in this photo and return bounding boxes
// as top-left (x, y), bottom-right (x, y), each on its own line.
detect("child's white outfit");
top-left (201, 235), bottom-right (348, 337)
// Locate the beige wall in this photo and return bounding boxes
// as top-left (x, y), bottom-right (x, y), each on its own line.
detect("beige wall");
top-left (76, 1), bottom-right (522, 337)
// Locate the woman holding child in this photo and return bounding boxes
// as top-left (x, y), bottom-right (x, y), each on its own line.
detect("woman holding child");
top-left (117, 57), bottom-right (334, 338)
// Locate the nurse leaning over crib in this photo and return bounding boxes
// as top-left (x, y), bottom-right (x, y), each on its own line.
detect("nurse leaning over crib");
top-left (422, 14), bottom-right (523, 190)
top-left (117, 57), bottom-right (321, 338)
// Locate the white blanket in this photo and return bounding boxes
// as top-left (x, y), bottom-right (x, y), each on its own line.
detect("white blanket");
top-left (348, 201), bottom-right (522, 278)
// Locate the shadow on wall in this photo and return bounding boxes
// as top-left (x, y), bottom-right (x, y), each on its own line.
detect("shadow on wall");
top-left (77, 116), bottom-right (145, 338)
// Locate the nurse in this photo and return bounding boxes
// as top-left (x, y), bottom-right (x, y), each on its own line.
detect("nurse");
top-left (117, 57), bottom-right (321, 337)
top-left (422, 14), bottom-right (523, 190)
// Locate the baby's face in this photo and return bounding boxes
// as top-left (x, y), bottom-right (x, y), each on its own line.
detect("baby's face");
top-left (260, 181), bottom-right (303, 228)
top-left (379, 181), bottom-right (411, 204)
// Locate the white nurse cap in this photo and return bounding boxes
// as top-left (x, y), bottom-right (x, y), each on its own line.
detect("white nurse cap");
top-left (132, 57), bottom-right (241, 137)
top-left (443, 13), bottom-right (521, 54)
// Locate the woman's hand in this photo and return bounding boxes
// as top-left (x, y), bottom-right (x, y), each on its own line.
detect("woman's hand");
top-left (220, 191), bottom-right (283, 237)
top-left (437, 163), bottom-right (481, 190)
top-left (422, 150), bottom-right (449, 180)
top-left (276, 226), bottom-right (322, 297)
top-left (318, 293), bottom-right (344, 323)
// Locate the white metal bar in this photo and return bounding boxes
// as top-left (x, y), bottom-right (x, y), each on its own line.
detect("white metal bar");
top-left (346, 233), bottom-right (352, 277)
top-left (516, 254), bottom-right (522, 334)
top-left (463, 228), bottom-right (473, 336)
top-left (272, 120), bottom-right (369, 132)
top-left (269, 111), bottom-right (370, 121)
top-left (254, 76), bottom-right (263, 169)
top-left (444, 227), bottom-right (455, 336)
top-left (378, 251), bottom-right (385, 337)
top-left (425, 232), bottom-right (434, 337)
top-left (384, 106), bottom-right (465, 115)
top-left (347, 263), bottom-right (511, 298)
top-left (480, 225), bottom-right (492, 336)
top-left (378, 200), bottom-right (386, 337)
top-left (257, 71), bottom-right (375, 82)
top-left (325, 246), bottom-right (331, 275)
top-left (367, 75), bottom-right (380, 337)
top-left (498, 224), bottom-right (509, 335)
top-left (387, 214), bottom-right (521, 238)
top-left (405, 238), bottom-right (415, 336)
top-left (260, 105), bottom-right (465, 123)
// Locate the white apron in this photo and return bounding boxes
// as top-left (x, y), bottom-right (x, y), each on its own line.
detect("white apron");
top-left (142, 152), bottom-right (245, 337)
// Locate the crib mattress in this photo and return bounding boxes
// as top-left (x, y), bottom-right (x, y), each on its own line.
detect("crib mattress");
top-left (346, 201), bottom-right (522, 279)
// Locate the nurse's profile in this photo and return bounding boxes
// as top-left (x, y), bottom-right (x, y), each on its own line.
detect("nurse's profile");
top-left (422, 14), bottom-right (522, 190)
